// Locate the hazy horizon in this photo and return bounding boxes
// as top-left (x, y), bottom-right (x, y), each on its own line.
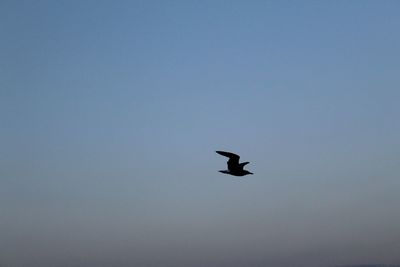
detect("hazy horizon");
top-left (1, 1), bottom-right (400, 267)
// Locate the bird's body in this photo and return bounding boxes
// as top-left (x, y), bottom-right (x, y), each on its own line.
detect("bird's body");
top-left (216, 151), bottom-right (253, 176)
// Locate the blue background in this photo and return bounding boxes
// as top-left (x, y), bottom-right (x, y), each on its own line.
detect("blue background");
top-left (1, 1), bottom-right (400, 266)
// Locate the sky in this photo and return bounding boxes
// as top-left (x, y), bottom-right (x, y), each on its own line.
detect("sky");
top-left (1, 1), bottom-right (400, 267)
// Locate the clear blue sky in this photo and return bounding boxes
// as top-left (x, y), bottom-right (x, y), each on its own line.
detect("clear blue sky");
top-left (1, 1), bottom-right (400, 267)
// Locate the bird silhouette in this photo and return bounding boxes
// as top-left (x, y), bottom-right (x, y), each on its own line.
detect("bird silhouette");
top-left (216, 151), bottom-right (253, 176)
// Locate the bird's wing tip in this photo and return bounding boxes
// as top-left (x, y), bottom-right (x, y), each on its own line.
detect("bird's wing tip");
top-left (216, 150), bottom-right (240, 159)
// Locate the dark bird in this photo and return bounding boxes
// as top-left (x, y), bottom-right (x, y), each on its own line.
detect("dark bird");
top-left (216, 151), bottom-right (253, 176)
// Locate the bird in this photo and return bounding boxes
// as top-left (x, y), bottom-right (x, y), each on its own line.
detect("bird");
top-left (216, 151), bottom-right (253, 176)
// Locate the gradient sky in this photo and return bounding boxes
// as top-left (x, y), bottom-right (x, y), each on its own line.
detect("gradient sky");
top-left (1, 1), bottom-right (400, 267)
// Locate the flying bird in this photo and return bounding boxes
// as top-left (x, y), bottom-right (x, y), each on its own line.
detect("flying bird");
top-left (216, 151), bottom-right (253, 176)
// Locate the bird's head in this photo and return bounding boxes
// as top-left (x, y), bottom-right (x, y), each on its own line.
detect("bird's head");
top-left (244, 170), bottom-right (253, 175)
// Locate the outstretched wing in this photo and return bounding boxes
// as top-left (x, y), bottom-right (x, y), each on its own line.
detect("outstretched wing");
top-left (216, 151), bottom-right (240, 161)
top-left (216, 151), bottom-right (240, 170)
top-left (239, 161), bottom-right (249, 167)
